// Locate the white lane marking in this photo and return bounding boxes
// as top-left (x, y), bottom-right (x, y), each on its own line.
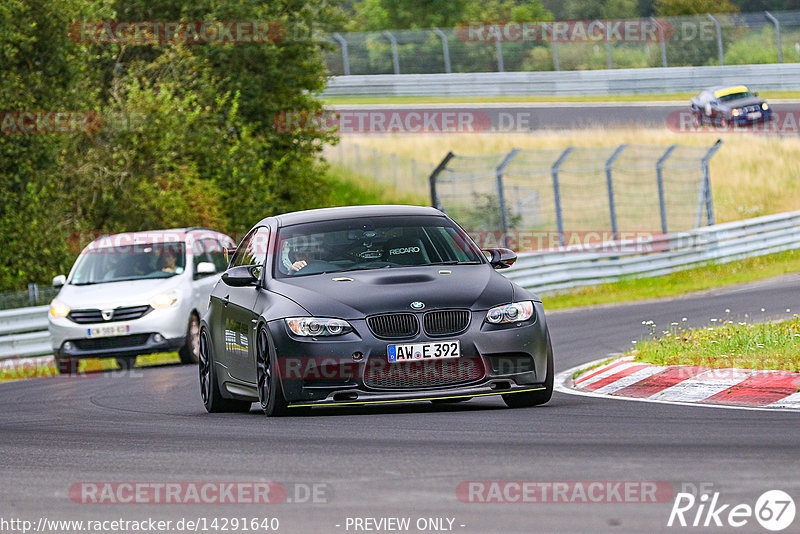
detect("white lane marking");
top-left (649, 368), bottom-right (751, 402)
top-left (555, 357), bottom-right (800, 413)
top-left (574, 358), bottom-right (639, 388)
top-left (768, 391), bottom-right (800, 409)
top-left (593, 365), bottom-right (668, 395)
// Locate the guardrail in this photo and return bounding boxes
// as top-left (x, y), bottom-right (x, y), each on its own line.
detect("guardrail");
top-left (0, 306), bottom-right (51, 360)
top-left (323, 63), bottom-right (800, 97)
top-left (503, 211), bottom-right (800, 294)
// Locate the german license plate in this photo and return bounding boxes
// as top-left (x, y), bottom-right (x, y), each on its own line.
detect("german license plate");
top-left (87, 325), bottom-right (130, 337)
top-left (747, 112), bottom-right (762, 120)
top-left (387, 340), bottom-right (460, 362)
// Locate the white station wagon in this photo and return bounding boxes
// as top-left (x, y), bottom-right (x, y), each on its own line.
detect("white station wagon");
top-left (48, 228), bottom-right (235, 373)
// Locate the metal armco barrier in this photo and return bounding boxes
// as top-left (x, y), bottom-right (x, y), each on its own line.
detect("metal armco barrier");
top-left (323, 64), bottom-right (800, 97)
top-left (0, 305), bottom-right (51, 359)
top-left (502, 211), bottom-right (800, 294)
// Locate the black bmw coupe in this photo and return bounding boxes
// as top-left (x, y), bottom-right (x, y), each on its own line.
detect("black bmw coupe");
top-left (199, 205), bottom-right (553, 416)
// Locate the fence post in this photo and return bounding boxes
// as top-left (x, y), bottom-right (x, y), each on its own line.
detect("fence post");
top-left (383, 30), bottom-right (400, 74)
top-left (651, 17), bottom-right (668, 67)
top-left (432, 28), bottom-right (451, 73)
top-left (656, 144), bottom-right (677, 235)
top-left (549, 24), bottom-right (560, 71)
top-left (392, 153), bottom-right (399, 188)
top-left (27, 283), bottom-right (39, 306)
top-left (765, 11), bottom-right (783, 64)
top-left (605, 41), bottom-right (613, 69)
top-left (495, 149), bottom-right (519, 247)
top-left (332, 33), bottom-right (350, 76)
top-left (373, 148), bottom-right (380, 180)
top-left (429, 152), bottom-right (455, 210)
top-left (707, 14), bottom-right (724, 66)
top-left (494, 26), bottom-right (504, 72)
top-left (551, 147), bottom-right (573, 247)
top-left (605, 144), bottom-right (627, 241)
top-left (700, 139), bottom-right (723, 226)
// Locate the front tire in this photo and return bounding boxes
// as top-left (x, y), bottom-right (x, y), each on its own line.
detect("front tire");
top-left (199, 327), bottom-right (251, 413)
top-left (502, 328), bottom-right (554, 408)
top-left (256, 326), bottom-right (291, 417)
top-left (179, 313), bottom-right (201, 364)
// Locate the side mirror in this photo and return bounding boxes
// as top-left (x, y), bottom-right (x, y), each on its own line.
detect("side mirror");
top-left (195, 262), bottom-right (217, 276)
top-left (52, 274), bottom-right (66, 288)
top-left (482, 248), bottom-right (517, 269)
top-left (221, 265), bottom-right (259, 287)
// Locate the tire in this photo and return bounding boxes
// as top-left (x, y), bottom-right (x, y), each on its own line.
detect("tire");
top-left (55, 355), bottom-right (78, 375)
top-left (198, 327), bottom-right (251, 413)
top-left (255, 326), bottom-right (292, 417)
top-left (502, 328), bottom-right (554, 408)
top-left (178, 313), bottom-right (201, 364)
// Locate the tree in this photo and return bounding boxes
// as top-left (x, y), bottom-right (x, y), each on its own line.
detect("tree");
top-left (654, 0), bottom-right (738, 16)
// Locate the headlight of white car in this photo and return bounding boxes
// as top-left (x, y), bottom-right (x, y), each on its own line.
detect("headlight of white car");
top-left (486, 301), bottom-right (535, 324)
top-left (285, 317), bottom-right (353, 337)
top-left (49, 300), bottom-right (70, 318)
top-left (150, 290), bottom-right (179, 309)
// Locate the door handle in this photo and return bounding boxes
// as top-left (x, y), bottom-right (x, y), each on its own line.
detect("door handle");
top-left (223, 294), bottom-right (230, 307)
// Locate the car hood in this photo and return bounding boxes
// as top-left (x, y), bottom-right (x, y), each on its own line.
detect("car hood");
top-left (718, 96), bottom-right (765, 109)
top-left (54, 278), bottom-right (182, 309)
top-left (267, 264), bottom-right (514, 319)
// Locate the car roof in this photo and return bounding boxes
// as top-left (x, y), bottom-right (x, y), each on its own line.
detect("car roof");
top-left (703, 85), bottom-right (749, 97)
top-left (87, 227), bottom-right (231, 249)
top-left (266, 205), bottom-right (445, 228)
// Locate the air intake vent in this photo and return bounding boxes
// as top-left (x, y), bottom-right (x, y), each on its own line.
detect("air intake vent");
top-left (367, 313), bottom-right (419, 339)
top-left (68, 305), bottom-right (152, 324)
top-left (423, 310), bottom-right (470, 336)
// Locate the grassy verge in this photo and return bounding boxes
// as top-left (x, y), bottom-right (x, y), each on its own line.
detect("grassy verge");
top-left (0, 353), bottom-right (179, 382)
top-left (632, 316), bottom-right (800, 372)
top-left (323, 91), bottom-right (800, 106)
top-left (324, 163), bottom-right (426, 207)
top-left (543, 249), bottom-right (800, 310)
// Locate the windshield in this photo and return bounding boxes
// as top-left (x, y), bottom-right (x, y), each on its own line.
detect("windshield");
top-left (718, 91), bottom-right (753, 103)
top-left (70, 242), bottom-right (186, 285)
top-left (274, 215), bottom-right (484, 278)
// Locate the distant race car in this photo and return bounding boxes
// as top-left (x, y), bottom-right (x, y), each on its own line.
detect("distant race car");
top-left (690, 85), bottom-right (772, 127)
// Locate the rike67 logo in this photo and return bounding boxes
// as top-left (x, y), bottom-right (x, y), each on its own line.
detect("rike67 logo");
top-left (668, 486), bottom-right (795, 531)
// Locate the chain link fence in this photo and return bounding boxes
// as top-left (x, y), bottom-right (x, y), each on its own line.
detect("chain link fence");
top-left (325, 10), bottom-right (800, 75)
top-left (430, 142), bottom-right (722, 248)
top-left (0, 284), bottom-right (59, 311)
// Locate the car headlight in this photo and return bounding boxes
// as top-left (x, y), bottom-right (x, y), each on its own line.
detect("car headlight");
top-left (731, 109), bottom-right (741, 117)
top-left (50, 300), bottom-right (70, 318)
top-left (762, 102), bottom-right (769, 110)
top-left (150, 290), bottom-right (179, 309)
top-left (486, 301), bottom-right (535, 324)
top-left (285, 317), bottom-right (353, 337)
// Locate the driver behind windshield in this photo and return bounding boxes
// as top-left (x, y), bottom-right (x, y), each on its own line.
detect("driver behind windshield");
top-left (289, 243), bottom-right (325, 273)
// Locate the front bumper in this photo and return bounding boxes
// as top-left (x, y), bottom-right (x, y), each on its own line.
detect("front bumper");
top-left (265, 304), bottom-right (549, 406)
top-left (49, 304), bottom-right (190, 359)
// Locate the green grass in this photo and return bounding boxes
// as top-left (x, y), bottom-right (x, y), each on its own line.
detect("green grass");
top-left (323, 91), bottom-right (800, 106)
top-left (543, 249), bottom-right (800, 310)
top-left (324, 163), bottom-right (427, 206)
top-left (632, 316), bottom-right (800, 372)
top-left (572, 356), bottom-right (618, 380)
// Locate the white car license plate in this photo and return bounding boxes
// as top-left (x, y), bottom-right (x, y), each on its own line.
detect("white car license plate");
top-left (87, 325), bottom-right (130, 338)
top-left (747, 112), bottom-right (762, 120)
top-left (387, 340), bottom-right (460, 362)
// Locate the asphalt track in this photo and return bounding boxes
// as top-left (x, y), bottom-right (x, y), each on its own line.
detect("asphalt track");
top-left (331, 101), bottom-right (800, 131)
top-left (2, 274), bottom-right (800, 534)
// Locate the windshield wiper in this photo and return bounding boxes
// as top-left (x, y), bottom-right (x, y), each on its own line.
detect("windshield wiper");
top-left (428, 261), bottom-right (481, 266)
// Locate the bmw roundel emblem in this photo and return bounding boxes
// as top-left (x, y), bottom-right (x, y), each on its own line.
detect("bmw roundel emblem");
top-left (410, 301), bottom-right (425, 310)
